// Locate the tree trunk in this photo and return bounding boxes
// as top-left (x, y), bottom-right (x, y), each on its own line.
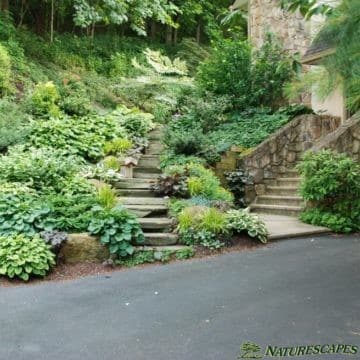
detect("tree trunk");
top-left (165, 25), bottom-right (172, 45)
top-left (196, 22), bottom-right (201, 44)
top-left (150, 20), bottom-right (156, 41)
top-left (173, 28), bottom-right (178, 45)
top-left (1, 0), bottom-right (9, 11)
top-left (50, 0), bottom-right (54, 42)
top-left (18, 0), bottom-right (28, 27)
top-left (91, 22), bottom-right (95, 38)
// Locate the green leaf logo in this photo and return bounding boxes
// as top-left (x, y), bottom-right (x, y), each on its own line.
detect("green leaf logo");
top-left (238, 342), bottom-right (263, 359)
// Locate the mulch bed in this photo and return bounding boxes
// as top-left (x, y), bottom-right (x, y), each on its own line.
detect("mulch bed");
top-left (0, 236), bottom-right (267, 288)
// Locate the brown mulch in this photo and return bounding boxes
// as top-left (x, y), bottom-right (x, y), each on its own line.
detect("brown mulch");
top-left (0, 236), bottom-right (268, 288)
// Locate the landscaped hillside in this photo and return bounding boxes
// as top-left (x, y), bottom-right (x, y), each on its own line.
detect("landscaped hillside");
top-left (0, 9), bottom-right (309, 281)
top-left (1, 0), bottom-right (357, 283)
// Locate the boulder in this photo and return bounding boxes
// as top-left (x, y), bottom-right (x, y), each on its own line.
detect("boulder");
top-left (59, 233), bottom-right (109, 264)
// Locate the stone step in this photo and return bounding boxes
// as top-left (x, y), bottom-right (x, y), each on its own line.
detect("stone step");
top-left (265, 177), bottom-right (301, 187)
top-left (125, 204), bottom-right (168, 217)
top-left (256, 195), bottom-right (303, 207)
top-left (138, 218), bottom-right (174, 231)
top-left (133, 168), bottom-right (161, 179)
top-left (276, 177), bottom-right (301, 187)
top-left (118, 197), bottom-right (167, 206)
top-left (280, 169), bottom-right (299, 178)
top-left (266, 186), bottom-right (299, 196)
top-left (138, 155), bottom-right (161, 168)
top-left (113, 178), bottom-right (156, 190)
top-left (142, 233), bottom-right (178, 246)
top-left (146, 142), bottom-right (163, 155)
top-left (115, 189), bottom-right (155, 197)
top-left (148, 132), bottom-right (163, 141)
top-left (250, 204), bottom-right (303, 217)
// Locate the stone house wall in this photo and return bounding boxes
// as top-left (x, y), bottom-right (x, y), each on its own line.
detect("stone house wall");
top-left (249, 0), bottom-right (311, 55)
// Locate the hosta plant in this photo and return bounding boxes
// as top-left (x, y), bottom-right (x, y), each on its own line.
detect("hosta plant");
top-left (0, 234), bottom-right (56, 281)
top-left (226, 209), bottom-right (268, 243)
top-left (0, 192), bottom-right (53, 237)
top-left (88, 207), bottom-right (144, 258)
top-left (0, 146), bottom-right (80, 193)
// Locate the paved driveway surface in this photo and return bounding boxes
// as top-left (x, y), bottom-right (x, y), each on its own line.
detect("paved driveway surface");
top-left (0, 235), bottom-right (359, 360)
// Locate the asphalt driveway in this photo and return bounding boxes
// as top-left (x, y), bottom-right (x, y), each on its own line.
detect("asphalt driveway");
top-left (0, 234), bottom-right (359, 360)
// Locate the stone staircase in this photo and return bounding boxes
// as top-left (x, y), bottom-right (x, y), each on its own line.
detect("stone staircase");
top-left (250, 168), bottom-right (304, 217)
top-left (113, 129), bottom-right (178, 246)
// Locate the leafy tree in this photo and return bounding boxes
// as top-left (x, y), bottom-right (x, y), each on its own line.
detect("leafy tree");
top-left (280, 0), bottom-right (333, 19)
top-left (283, 0), bottom-right (360, 112)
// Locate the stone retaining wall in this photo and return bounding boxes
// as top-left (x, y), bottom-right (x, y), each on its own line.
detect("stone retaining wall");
top-left (240, 114), bottom-right (341, 185)
top-left (311, 112), bottom-right (360, 160)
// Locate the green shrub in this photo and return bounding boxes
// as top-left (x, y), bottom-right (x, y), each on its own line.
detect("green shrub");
top-left (0, 98), bottom-right (30, 151)
top-left (179, 229), bottom-right (224, 249)
top-left (109, 53), bottom-right (132, 77)
top-left (0, 234), bottom-right (55, 281)
top-left (59, 80), bottom-right (92, 116)
top-left (0, 146), bottom-right (80, 193)
top-left (1, 146), bottom-right (78, 187)
top-left (226, 210), bottom-right (268, 243)
top-left (104, 138), bottom-right (133, 155)
top-left (103, 156), bottom-right (121, 171)
top-left (225, 169), bottom-right (254, 208)
top-left (178, 206), bottom-right (227, 235)
top-left (28, 81), bottom-right (61, 118)
top-left (204, 108), bottom-right (291, 153)
top-left (164, 129), bottom-right (205, 156)
top-left (176, 93), bottom-right (232, 132)
top-left (0, 43), bottom-right (11, 95)
top-left (196, 40), bottom-right (251, 110)
top-left (43, 194), bottom-right (94, 232)
top-left (88, 207), bottom-right (144, 258)
top-left (199, 208), bottom-right (228, 234)
top-left (29, 114), bottom-right (127, 162)
top-left (96, 184), bottom-right (117, 210)
top-left (196, 35), bottom-right (293, 110)
top-left (165, 163), bottom-right (233, 202)
top-left (160, 152), bottom-right (205, 169)
top-left (151, 173), bottom-right (189, 198)
top-left (109, 106), bottom-right (155, 137)
top-left (250, 33), bottom-right (293, 109)
top-left (297, 150), bottom-right (360, 232)
top-left (300, 208), bottom-right (358, 234)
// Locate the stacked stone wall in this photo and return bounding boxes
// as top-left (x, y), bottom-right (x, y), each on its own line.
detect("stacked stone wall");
top-left (240, 114), bottom-right (341, 184)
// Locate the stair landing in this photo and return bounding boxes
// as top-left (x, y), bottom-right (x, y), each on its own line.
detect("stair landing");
top-left (258, 214), bottom-right (330, 240)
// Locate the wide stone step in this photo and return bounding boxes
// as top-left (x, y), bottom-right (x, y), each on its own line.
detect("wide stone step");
top-left (148, 133), bottom-right (163, 141)
top-left (146, 142), bottom-right (163, 155)
top-left (250, 204), bottom-right (303, 217)
top-left (256, 195), bottom-right (303, 207)
top-left (280, 169), bottom-right (299, 178)
top-left (276, 177), bottom-right (301, 187)
top-left (125, 204), bottom-right (168, 217)
top-left (133, 168), bottom-right (161, 179)
top-left (266, 186), bottom-right (299, 196)
top-left (118, 197), bottom-right (167, 206)
top-left (113, 178), bottom-right (156, 190)
top-left (115, 189), bottom-right (155, 197)
top-left (138, 218), bottom-right (174, 231)
top-left (138, 155), bottom-right (161, 168)
top-left (142, 233), bottom-right (178, 246)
